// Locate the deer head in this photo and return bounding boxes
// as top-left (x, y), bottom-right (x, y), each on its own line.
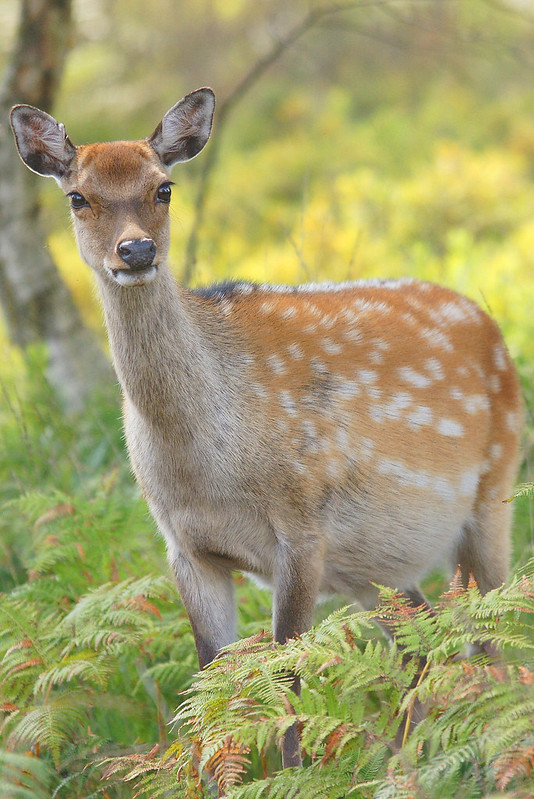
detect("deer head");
top-left (10, 88), bottom-right (215, 287)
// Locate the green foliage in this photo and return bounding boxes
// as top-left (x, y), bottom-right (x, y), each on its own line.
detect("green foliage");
top-left (0, 421), bottom-right (197, 796)
top-left (0, 748), bottom-right (51, 799)
top-left (100, 569), bottom-right (534, 798)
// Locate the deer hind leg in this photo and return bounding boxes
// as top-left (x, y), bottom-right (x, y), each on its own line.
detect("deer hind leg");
top-left (454, 483), bottom-right (512, 596)
top-left (453, 461), bottom-right (516, 656)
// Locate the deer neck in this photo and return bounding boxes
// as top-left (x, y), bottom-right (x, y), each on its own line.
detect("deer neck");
top-left (97, 264), bottom-right (223, 434)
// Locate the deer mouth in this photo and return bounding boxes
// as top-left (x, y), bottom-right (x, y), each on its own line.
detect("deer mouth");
top-left (110, 264), bottom-right (158, 287)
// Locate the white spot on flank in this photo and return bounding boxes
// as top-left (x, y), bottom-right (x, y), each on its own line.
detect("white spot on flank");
top-left (327, 459), bottom-right (341, 478)
top-left (398, 366), bottom-right (432, 388)
top-left (463, 394), bottom-right (490, 414)
top-left (366, 386), bottom-right (382, 402)
top-left (282, 306), bottom-right (297, 320)
top-left (433, 477), bottom-right (456, 502)
top-left (219, 299), bottom-right (232, 316)
top-left (490, 443), bottom-right (503, 461)
top-left (450, 386), bottom-right (464, 401)
top-left (369, 349), bottom-right (384, 365)
top-left (459, 467), bottom-right (480, 496)
top-left (360, 437), bottom-right (375, 460)
top-left (374, 339), bottom-right (390, 351)
top-left (489, 375), bottom-right (501, 394)
top-left (336, 428), bottom-right (350, 453)
top-left (353, 299), bottom-right (391, 315)
top-left (407, 406), bottom-right (433, 430)
top-left (378, 459), bottom-right (431, 491)
top-left (493, 344), bottom-right (508, 372)
top-left (319, 315), bottom-right (336, 329)
top-left (311, 356), bottom-right (328, 374)
top-left (400, 312), bottom-right (418, 327)
top-left (279, 390), bottom-right (297, 417)
top-left (384, 391), bottom-right (412, 418)
top-left (437, 418), bottom-right (464, 437)
top-left (266, 354), bottom-right (287, 375)
top-left (287, 343), bottom-right (304, 360)
top-left (342, 327), bottom-right (363, 343)
top-left (506, 411), bottom-right (521, 432)
top-left (358, 369), bottom-right (378, 384)
top-left (372, 391), bottom-right (413, 424)
top-left (302, 419), bottom-right (318, 440)
top-left (341, 309), bottom-right (359, 325)
top-left (260, 301), bottom-right (275, 314)
top-left (418, 326), bottom-right (454, 352)
top-left (336, 380), bottom-right (360, 399)
top-left (429, 301), bottom-right (469, 325)
top-left (322, 337), bottom-right (343, 355)
top-left (425, 358), bottom-right (445, 381)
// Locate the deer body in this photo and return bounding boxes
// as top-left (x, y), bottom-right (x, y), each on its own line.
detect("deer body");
top-left (10, 90), bottom-right (524, 767)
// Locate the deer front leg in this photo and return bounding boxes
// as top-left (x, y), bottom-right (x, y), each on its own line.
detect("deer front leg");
top-left (170, 551), bottom-right (236, 669)
top-left (273, 538), bottom-right (324, 769)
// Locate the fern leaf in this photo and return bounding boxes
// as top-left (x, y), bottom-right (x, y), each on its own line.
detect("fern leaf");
top-left (205, 734), bottom-right (251, 792)
top-left (494, 743), bottom-right (534, 790)
top-left (0, 748), bottom-right (51, 799)
top-left (5, 692), bottom-right (88, 767)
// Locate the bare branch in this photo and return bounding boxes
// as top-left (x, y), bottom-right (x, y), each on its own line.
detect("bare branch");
top-left (181, 0), bottom-right (385, 284)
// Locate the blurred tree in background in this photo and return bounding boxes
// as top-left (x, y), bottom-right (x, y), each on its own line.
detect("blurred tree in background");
top-left (0, 0), bottom-right (112, 411)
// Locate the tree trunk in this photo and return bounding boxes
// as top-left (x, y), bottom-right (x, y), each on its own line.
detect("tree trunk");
top-left (0, 0), bottom-right (112, 411)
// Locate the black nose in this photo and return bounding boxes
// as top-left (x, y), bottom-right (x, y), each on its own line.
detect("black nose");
top-left (117, 238), bottom-right (156, 269)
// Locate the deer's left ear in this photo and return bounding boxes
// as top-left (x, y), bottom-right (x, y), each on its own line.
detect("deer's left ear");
top-left (148, 88), bottom-right (215, 168)
top-left (10, 105), bottom-right (76, 183)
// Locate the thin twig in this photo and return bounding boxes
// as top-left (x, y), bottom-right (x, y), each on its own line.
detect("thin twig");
top-left (181, 1), bottom-right (372, 284)
top-left (401, 656), bottom-right (431, 748)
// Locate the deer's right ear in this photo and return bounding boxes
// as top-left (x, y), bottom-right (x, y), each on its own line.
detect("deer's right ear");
top-left (10, 105), bottom-right (76, 183)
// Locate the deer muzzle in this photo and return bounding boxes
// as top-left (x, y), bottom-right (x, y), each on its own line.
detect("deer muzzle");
top-left (117, 238), bottom-right (157, 270)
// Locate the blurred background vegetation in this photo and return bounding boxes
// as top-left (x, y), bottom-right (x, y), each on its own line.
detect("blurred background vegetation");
top-left (1, 1), bottom-right (534, 795)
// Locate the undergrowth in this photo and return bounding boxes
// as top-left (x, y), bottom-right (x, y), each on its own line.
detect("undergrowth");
top-left (102, 569), bottom-right (534, 798)
top-left (0, 357), bottom-right (533, 798)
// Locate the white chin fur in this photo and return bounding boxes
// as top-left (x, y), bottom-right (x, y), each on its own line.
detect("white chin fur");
top-left (111, 266), bottom-right (158, 287)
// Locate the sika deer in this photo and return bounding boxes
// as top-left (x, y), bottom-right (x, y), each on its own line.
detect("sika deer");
top-left (10, 89), bottom-right (524, 769)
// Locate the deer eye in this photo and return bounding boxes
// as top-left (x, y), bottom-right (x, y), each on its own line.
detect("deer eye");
top-left (67, 191), bottom-right (89, 210)
top-left (156, 183), bottom-right (172, 204)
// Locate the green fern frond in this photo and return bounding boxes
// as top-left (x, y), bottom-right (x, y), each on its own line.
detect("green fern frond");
top-left (225, 756), bottom-right (357, 798)
top-left (33, 650), bottom-right (112, 695)
top-left (5, 691), bottom-right (89, 767)
top-left (56, 574), bottom-right (176, 651)
top-left (505, 482), bottom-right (534, 502)
top-left (0, 748), bottom-right (51, 799)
